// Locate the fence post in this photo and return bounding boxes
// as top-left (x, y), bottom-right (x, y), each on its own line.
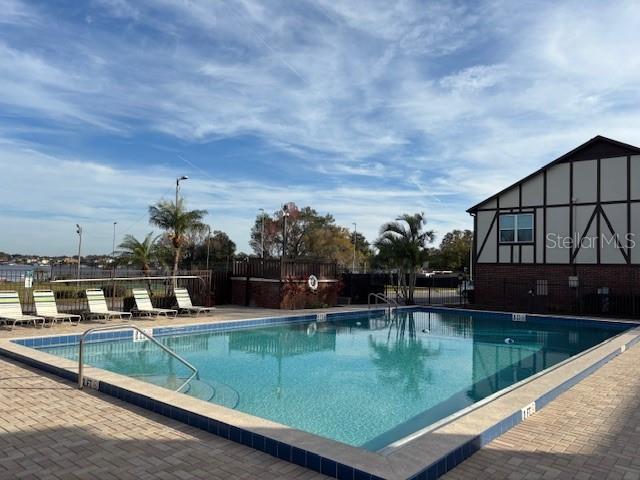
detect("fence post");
top-left (502, 280), bottom-right (506, 310)
top-left (244, 263), bottom-right (250, 306)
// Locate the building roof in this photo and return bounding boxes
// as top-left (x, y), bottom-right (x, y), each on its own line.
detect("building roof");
top-left (467, 135), bottom-right (640, 213)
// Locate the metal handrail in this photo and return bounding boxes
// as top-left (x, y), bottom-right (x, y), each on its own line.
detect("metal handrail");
top-left (78, 324), bottom-right (198, 393)
top-left (368, 293), bottom-right (398, 316)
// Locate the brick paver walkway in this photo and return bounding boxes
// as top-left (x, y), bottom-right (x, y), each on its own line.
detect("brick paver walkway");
top-left (1, 311), bottom-right (639, 479)
top-left (444, 342), bottom-right (640, 480)
top-left (0, 358), bottom-right (327, 480)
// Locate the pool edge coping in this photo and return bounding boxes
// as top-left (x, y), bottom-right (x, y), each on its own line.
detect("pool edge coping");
top-left (0, 308), bottom-right (638, 480)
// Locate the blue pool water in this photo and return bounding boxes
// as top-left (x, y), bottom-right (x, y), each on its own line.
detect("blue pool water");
top-left (37, 310), bottom-right (629, 450)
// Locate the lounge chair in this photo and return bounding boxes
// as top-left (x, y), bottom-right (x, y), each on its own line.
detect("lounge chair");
top-left (0, 291), bottom-right (45, 330)
top-left (85, 288), bottom-right (132, 321)
top-left (33, 290), bottom-right (81, 326)
top-left (132, 289), bottom-right (177, 318)
top-left (174, 288), bottom-right (215, 316)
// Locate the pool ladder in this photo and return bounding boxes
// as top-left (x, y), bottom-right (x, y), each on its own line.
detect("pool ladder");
top-left (368, 293), bottom-right (399, 317)
top-left (77, 324), bottom-right (198, 393)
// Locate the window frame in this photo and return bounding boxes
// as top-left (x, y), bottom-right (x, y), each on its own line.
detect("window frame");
top-left (499, 212), bottom-right (535, 244)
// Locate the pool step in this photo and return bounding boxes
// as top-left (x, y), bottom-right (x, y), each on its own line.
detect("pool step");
top-left (131, 374), bottom-right (215, 402)
top-left (131, 374), bottom-right (239, 409)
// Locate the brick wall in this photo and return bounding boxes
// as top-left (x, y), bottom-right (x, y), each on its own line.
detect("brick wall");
top-left (230, 278), bottom-right (281, 309)
top-left (475, 263), bottom-right (640, 309)
top-left (230, 278), bottom-right (339, 309)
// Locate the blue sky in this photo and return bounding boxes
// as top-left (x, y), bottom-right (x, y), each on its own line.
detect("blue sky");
top-left (2, 0), bottom-right (640, 255)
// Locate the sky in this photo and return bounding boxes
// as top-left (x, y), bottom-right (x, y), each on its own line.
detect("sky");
top-left (2, 0), bottom-right (640, 256)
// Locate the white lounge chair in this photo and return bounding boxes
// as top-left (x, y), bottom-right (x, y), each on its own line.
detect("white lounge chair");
top-left (33, 290), bottom-right (81, 326)
top-left (85, 289), bottom-right (132, 321)
top-left (174, 288), bottom-right (215, 316)
top-left (0, 291), bottom-right (45, 330)
top-left (132, 289), bottom-right (177, 318)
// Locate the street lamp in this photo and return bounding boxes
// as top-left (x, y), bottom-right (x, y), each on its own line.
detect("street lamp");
top-left (259, 208), bottom-right (265, 259)
top-left (280, 204), bottom-right (290, 276)
top-left (75, 224), bottom-right (83, 283)
top-left (206, 224), bottom-right (211, 271)
top-left (352, 222), bottom-right (357, 273)
top-left (176, 175), bottom-right (189, 206)
top-left (112, 221), bottom-right (118, 258)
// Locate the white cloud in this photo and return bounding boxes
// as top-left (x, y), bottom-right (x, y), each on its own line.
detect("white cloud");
top-left (0, 141), bottom-right (470, 254)
top-left (2, 0), bottom-right (640, 255)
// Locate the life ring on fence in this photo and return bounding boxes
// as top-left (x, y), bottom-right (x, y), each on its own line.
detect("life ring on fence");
top-left (308, 275), bottom-right (319, 291)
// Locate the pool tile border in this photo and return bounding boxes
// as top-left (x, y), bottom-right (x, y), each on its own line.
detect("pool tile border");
top-left (1, 307), bottom-right (639, 480)
top-left (402, 330), bottom-right (640, 480)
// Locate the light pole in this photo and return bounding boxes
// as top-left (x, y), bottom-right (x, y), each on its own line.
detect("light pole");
top-left (206, 225), bottom-right (211, 271)
top-left (280, 204), bottom-right (290, 277)
top-left (173, 176), bottom-right (188, 289)
top-left (111, 221), bottom-right (118, 303)
top-left (259, 208), bottom-right (265, 258)
top-left (352, 222), bottom-right (357, 273)
top-left (176, 175), bottom-right (189, 206)
top-left (112, 222), bottom-right (118, 258)
top-left (75, 224), bottom-right (83, 283)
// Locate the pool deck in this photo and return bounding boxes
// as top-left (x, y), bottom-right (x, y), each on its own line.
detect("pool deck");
top-left (1, 306), bottom-right (640, 479)
top-left (0, 305), bottom-right (366, 340)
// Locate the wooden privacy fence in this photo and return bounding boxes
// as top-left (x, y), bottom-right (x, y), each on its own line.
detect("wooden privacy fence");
top-left (232, 258), bottom-right (338, 279)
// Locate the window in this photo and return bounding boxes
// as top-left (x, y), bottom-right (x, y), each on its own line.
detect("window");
top-left (499, 213), bottom-right (534, 243)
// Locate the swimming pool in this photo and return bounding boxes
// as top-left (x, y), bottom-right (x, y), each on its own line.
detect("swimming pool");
top-left (34, 308), bottom-right (630, 451)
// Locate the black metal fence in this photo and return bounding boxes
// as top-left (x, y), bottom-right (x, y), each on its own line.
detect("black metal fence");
top-left (385, 282), bottom-right (469, 306)
top-left (502, 280), bottom-right (640, 319)
top-left (340, 273), bottom-right (385, 304)
top-left (340, 272), bottom-right (469, 306)
top-left (210, 270), bottom-right (231, 305)
top-left (0, 268), bottom-right (211, 316)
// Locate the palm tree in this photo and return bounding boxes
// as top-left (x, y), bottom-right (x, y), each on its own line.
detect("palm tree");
top-left (375, 213), bottom-right (434, 304)
top-left (148, 198), bottom-right (207, 284)
top-left (368, 312), bottom-right (443, 399)
top-left (117, 232), bottom-right (159, 274)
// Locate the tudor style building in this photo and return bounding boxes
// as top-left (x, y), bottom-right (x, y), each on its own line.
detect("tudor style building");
top-left (468, 135), bottom-right (640, 314)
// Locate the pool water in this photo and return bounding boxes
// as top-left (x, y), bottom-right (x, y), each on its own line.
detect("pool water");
top-left (38, 310), bottom-right (629, 450)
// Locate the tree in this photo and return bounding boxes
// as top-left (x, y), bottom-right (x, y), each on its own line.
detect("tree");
top-left (374, 213), bottom-right (434, 304)
top-left (148, 198), bottom-right (207, 282)
top-left (248, 204), bottom-right (372, 266)
top-left (184, 230), bottom-right (237, 268)
top-left (249, 212), bottom-right (280, 258)
top-left (116, 232), bottom-right (159, 273)
top-left (369, 312), bottom-right (441, 399)
top-left (438, 229), bottom-right (473, 272)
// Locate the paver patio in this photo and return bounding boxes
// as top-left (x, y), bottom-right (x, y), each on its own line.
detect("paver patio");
top-left (0, 307), bottom-right (639, 479)
top-left (443, 341), bottom-right (640, 480)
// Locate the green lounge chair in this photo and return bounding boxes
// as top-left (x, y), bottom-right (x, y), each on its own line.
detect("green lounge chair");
top-left (174, 288), bottom-right (215, 316)
top-left (85, 288), bottom-right (132, 321)
top-left (33, 290), bottom-right (81, 326)
top-left (0, 291), bottom-right (45, 330)
top-left (132, 289), bottom-right (177, 318)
